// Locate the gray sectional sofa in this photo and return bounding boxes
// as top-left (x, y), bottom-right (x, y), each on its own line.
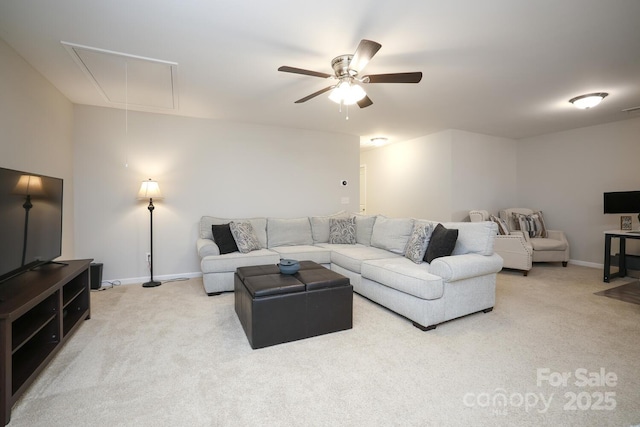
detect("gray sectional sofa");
top-left (197, 212), bottom-right (503, 330)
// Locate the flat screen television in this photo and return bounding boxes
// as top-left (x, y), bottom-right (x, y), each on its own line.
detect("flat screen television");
top-left (603, 191), bottom-right (640, 214)
top-left (0, 167), bottom-right (63, 283)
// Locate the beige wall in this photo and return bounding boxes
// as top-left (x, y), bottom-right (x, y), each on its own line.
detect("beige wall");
top-left (360, 130), bottom-right (453, 220)
top-left (0, 38), bottom-right (75, 260)
top-left (451, 130), bottom-right (518, 221)
top-left (0, 35), bottom-right (359, 284)
top-left (361, 129), bottom-right (518, 222)
top-left (362, 118), bottom-right (640, 266)
top-left (5, 30), bottom-right (638, 278)
top-left (517, 117), bottom-right (640, 265)
top-left (73, 105), bottom-right (360, 282)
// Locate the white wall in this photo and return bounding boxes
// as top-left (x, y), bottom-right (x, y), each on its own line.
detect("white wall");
top-left (360, 129), bottom-right (518, 221)
top-left (517, 117), bottom-right (640, 265)
top-left (73, 105), bottom-right (359, 282)
top-left (0, 38), bottom-right (75, 260)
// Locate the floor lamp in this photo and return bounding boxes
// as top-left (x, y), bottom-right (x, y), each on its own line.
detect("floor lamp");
top-left (138, 179), bottom-right (163, 288)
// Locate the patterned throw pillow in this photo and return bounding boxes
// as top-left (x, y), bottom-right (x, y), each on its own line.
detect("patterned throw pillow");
top-left (404, 222), bottom-right (433, 264)
top-left (230, 221), bottom-right (262, 253)
top-left (329, 217), bottom-right (357, 244)
top-left (513, 211), bottom-right (548, 238)
top-left (489, 215), bottom-right (510, 235)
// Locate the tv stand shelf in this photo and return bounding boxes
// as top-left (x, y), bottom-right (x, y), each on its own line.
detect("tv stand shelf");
top-left (0, 259), bottom-right (92, 425)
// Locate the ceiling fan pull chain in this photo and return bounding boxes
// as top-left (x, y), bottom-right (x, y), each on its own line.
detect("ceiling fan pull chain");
top-left (346, 103), bottom-right (349, 120)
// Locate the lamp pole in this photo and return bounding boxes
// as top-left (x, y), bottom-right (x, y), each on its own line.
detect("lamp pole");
top-left (20, 195), bottom-right (33, 266)
top-left (142, 197), bottom-right (160, 287)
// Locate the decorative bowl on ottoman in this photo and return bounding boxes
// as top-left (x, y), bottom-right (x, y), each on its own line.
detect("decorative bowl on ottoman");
top-left (278, 259), bottom-right (300, 275)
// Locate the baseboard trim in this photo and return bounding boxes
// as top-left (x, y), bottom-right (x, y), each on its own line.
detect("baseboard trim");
top-left (568, 259), bottom-right (602, 269)
top-left (104, 271), bottom-right (203, 286)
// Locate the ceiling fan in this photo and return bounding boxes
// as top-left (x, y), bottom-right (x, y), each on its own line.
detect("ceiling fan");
top-left (278, 39), bottom-right (422, 109)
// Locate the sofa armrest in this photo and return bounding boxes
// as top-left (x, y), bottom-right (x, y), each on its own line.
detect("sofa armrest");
top-left (429, 253), bottom-right (503, 282)
top-left (197, 238), bottom-right (220, 257)
top-left (510, 230), bottom-right (530, 243)
top-left (495, 235), bottom-right (533, 255)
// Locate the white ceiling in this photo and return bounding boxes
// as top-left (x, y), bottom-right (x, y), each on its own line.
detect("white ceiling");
top-left (1, 0), bottom-right (639, 148)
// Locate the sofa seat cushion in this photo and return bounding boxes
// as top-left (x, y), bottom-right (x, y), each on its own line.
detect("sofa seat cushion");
top-left (201, 249), bottom-right (280, 274)
top-left (361, 258), bottom-right (444, 300)
top-left (270, 245), bottom-right (332, 264)
top-left (530, 237), bottom-right (567, 251)
top-left (331, 246), bottom-right (400, 274)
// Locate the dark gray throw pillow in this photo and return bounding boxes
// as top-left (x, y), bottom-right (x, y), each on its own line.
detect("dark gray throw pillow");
top-left (211, 223), bottom-right (239, 254)
top-left (424, 223), bottom-right (458, 263)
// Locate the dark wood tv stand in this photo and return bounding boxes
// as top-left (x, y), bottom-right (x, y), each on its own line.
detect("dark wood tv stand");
top-left (0, 259), bottom-right (92, 425)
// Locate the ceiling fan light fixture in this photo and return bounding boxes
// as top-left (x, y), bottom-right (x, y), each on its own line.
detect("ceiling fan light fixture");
top-left (278, 39), bottom-right (421, 109)
top-left (329, 81), bottom-right (366, 105)
top-left (569, 92), bottom-right (608, 109)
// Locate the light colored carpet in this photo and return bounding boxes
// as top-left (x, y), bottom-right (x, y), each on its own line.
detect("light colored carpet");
top-left (8, 265), bottom-right (640, 426)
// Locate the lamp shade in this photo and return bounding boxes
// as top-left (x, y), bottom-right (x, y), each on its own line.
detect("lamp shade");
top-left (13, 175), bottom-right (45, 196)
top-left (137, 179), bottom-right (163, 200)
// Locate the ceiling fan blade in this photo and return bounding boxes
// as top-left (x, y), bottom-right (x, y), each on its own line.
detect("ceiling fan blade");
top-left (365, 72), bottom-right (423, 84)
top-left (278, 66), bottom-right (333, 79)
top-left (294, 86), bottom-right (335, 103)
top-left (350, 39), bottom-right (382, 72)
top-left (357, 95), bottom-right (373, 108)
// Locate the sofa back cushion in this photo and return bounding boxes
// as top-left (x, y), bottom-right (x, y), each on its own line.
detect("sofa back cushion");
top-left (370, 216), bottom-right (414, 254)
top-left (352, 213), bottom-right (377, 246)
top-left (200, 216), bottom-right (267, 248)
top-left (310, 210), bottom-right (348, 243)
top-left (442, 221), bottom-right (497, 256)
top-left (267, 217), bottom-right (313, 247)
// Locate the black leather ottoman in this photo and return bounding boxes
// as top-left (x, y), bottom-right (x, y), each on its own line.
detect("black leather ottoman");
top-left (234, 261), bottom-right (353, 349)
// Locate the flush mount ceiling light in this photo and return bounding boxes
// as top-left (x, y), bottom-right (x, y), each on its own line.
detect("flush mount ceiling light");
top-left (370, 137), bottom-right (388, 146)
top-left (569, 92), bottom-right (608, 109)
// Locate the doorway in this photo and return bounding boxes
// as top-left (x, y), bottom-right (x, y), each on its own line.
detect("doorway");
top-left (359, 165), bottom-right (366, 213)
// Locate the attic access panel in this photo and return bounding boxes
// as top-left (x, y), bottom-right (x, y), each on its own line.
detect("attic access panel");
top-left (62, 42), bottom-right (178, 110)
